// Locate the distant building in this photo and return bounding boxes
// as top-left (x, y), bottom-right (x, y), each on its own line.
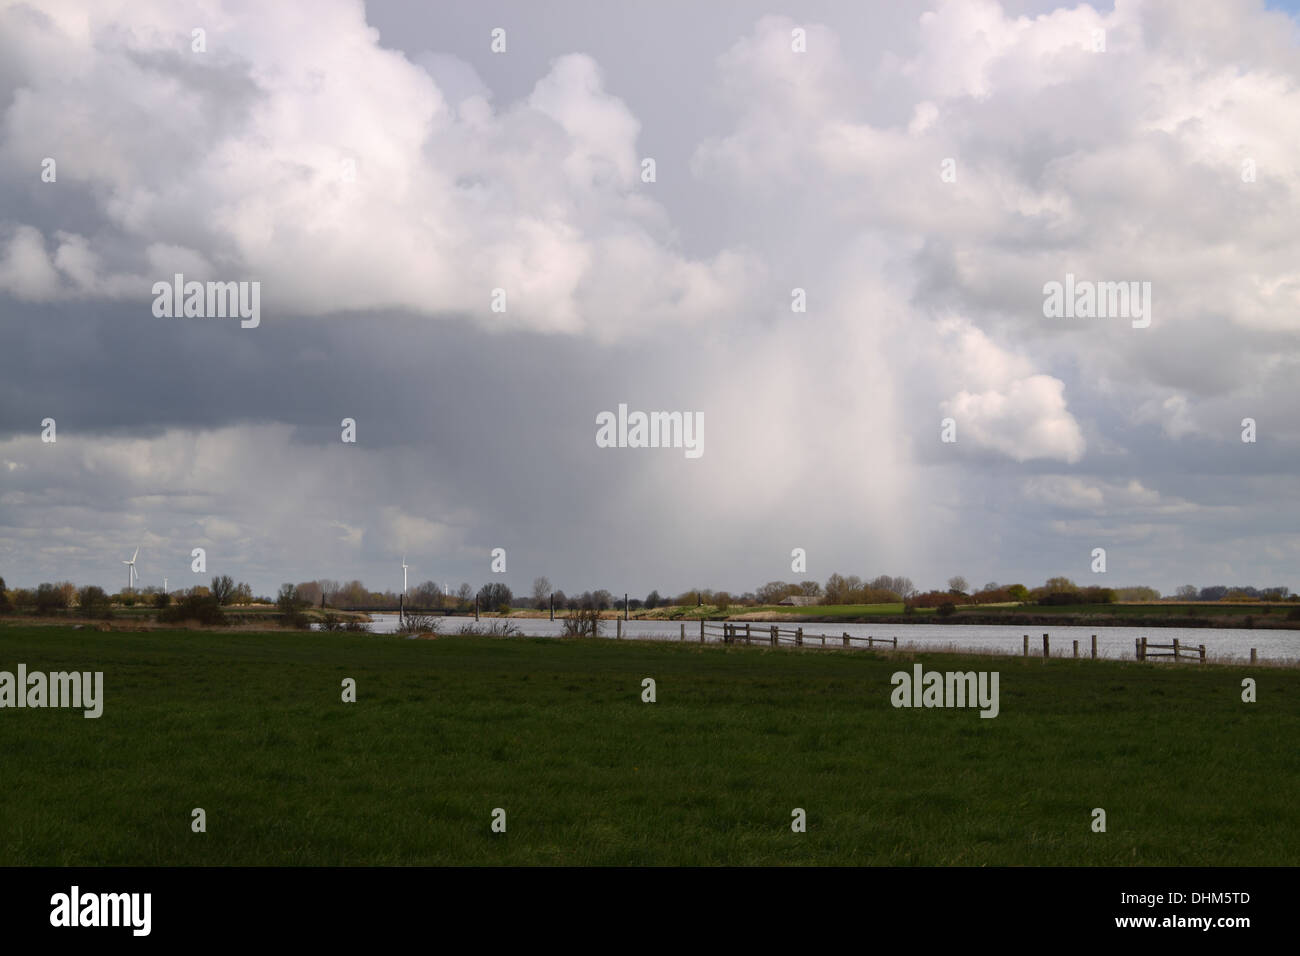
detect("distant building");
top-left (778, 595), bottom-right (818, 606)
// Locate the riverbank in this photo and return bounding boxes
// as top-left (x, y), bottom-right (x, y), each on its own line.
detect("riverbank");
top-left (2, 624), bottom-right (1296, 865)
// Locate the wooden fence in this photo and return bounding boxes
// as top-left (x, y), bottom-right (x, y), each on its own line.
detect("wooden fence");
top-left (606, 622), bottom-right (1258, 664)
top-left (688, 620), bottom-right (897, 650)
top-left (1135, 636), bottom-right (1206, 664)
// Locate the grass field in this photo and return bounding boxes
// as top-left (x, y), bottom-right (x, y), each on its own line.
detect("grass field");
top-left (1, 624), bottom-right (1296, 866)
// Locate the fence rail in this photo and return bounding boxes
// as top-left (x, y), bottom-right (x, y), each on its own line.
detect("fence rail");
top-left (1136, 636), bottom-right (1206, 664)
top-left (684, 620), bottom-right (897, 651)
top-left (616, 622), bottom-right (1254, 664)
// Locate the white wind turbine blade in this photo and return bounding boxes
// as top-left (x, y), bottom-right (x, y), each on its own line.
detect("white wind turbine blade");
top-left (131, 546), bottom-right (139, 564)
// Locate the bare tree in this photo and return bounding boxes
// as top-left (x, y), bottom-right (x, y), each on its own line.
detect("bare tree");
top-left (532, 576), bottom-right (551, 609)
top-left (211, 575), bottom-right (236, 606)
top-left (947, 576), bottom-right (969, 595)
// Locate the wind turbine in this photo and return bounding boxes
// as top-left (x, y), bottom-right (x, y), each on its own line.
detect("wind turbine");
top-left (122, 546), bottom-right (139, 592)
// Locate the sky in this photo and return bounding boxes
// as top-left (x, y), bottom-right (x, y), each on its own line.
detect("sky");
top-left (0, 0), bottom-right (1298, 599)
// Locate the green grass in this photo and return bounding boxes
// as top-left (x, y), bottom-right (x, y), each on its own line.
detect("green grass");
top-left (748, 602), bottom-right (913, 617)
top-left (0, 625), bottom-right (1295, 866)
top-left (968, 602), bottom-right (1295, 619)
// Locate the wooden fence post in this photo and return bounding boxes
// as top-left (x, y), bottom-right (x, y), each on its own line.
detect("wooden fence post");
top-left (1023, 634), bottom-right (1028, 657)
top-left (1199, 644), bottom-right (1206, 665)
top-left (475, 595), bottom-right (479, 622)
top-left (1250, 648), bottom-right (1257, 664)
top-left (1135, 637), bottom-right (1141, 660)
top-left (700, 619), bottom-right (705, 643)
top-left (1073, 640), bottom-right (1078, 658)
top-left (1042, 633), bottom-right (1050, 659)
top-left (1091, 634), bottom-right (1097, 659)
top-left (771, 625), bottom-right (778, 647)
top-left (550, 593), bottom-right (554, 621)
top-left (843, 632), bottom-right (850, 648)
top-left (1173, 637), bottom-right (1180, 660)
top-left (1140, 636), bottom-right (1147, 661)
top-left (796, 627), bottom-right (803, 647)
top-left (617, 619), bottom-right (621, 640)
top-left (746, 623), bottom-right (751, 645)
top-left (680, 622), bottom-right (685, 642)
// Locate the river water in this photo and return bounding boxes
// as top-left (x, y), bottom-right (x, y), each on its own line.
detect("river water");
top-left (351, 613), bottom-right (1299, 663)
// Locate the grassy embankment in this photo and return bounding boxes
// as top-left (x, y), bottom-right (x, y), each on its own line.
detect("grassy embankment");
top-left (1, 624), bottom-right (1295, 866)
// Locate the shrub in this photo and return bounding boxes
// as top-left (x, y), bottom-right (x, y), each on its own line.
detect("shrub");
top-left (276, 583), bottom-right (310, 629)
top-left (77, 586), bottom-right (114, 620)
top-left (397, 614), bottom-right (441, 636)
top-left (906, 590), bottom-right (957, 609)
top-left (936, 602), bottom-right (957, 617)
top-left (457, 620), bottom-right (521, 637)
top-left (34, 583), bottom-right (68, 615)
top-left (561, 606), bottom-right (604, 638)
top-left (159, 592), bottom-right (226, 626)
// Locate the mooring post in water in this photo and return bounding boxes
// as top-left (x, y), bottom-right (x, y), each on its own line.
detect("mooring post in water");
top-left (1042, 633), bottom-right (1050, 659)
top-left (1073, 640), bottom-right (1078, 658)
top-left (550, 593), bottom-right (554, 621)
top-left (699, 619), bottom-right (705, 643)
top-left (680, 622), bottom-right (685, 641)
top-left (1023, 635), bottom-right (1028, 657)
top-left (617, 619), bottom-right (621, 639)
top-left (1250, 647), bottom-right (1257, 664)
top-left (1135, 637), bottom-right (1141, 660)
top-left (1091, 634), bottom-right (1097, 659)
top-left (474, 595), bottom-right (479, 622)
top-left (624, 593), bottom-right (628, 621)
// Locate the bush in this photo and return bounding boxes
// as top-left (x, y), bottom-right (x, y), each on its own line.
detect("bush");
top-left (457, 620), bottom-right (521, 637)
top-left (276, 583), bottom-right (310, 629)
top-left (561, 606), bottom-right (604, 638)
top-left (34, 583), bottom-right (68, 615)
top-left (906, 590), bottom-right (958, 609)
top-left (397, 614), bottom-right (441, 636)
top-left (159, 592), bottom-right (226, 626)
top-left (77, 586), bottom-right (113, 620)
top-left (477, 583), bottom-right (513, 614)
top-left (936, 602), bottom-right (957, 617)
top-left (153, 592), bottom-right (171, 610)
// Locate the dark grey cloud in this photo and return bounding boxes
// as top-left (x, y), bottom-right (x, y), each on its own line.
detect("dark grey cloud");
top-left (1, 0), bottom-right (1298, 599)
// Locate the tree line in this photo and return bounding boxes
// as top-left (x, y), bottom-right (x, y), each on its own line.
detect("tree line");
top-left (1, 572), bottom-right (1294, 621)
